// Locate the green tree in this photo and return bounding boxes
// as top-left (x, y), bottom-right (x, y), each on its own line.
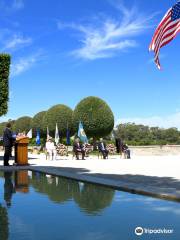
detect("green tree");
top-left (14, 116), bottom-right (32, 133)
top-left (0, 54), bottom-right (11, 117)
top-left (43, 104), bottom-right (74, 137)
top-left (164, 128), bottom-right (180, 144)
top-left (114, 123), bottom-right (180, 145)
top-left (32, 111), bottom-right (46, 136)
top-left (73, 96), bottom-right (114, 139)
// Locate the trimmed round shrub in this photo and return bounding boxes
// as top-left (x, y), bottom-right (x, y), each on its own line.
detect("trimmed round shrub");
top-left (14, 116), bottom-right (32, 133)
top-left (73, 96), bottom-right (114, 138)
top-left (32, 111), bottom-right (46, 136)
top-left (43, 104), bottom-right (74, 137)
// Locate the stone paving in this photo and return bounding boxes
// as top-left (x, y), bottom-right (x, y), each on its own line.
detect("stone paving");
top-left (0, 152), bottom-right (180, 202)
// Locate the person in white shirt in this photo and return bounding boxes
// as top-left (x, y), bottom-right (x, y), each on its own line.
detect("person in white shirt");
top-left (45, 137), bottom-right (57, 160)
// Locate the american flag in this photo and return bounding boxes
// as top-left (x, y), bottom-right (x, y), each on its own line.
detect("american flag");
top-left (149, 1), bottom-right (180, 69)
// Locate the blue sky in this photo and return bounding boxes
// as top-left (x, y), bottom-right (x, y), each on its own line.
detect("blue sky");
top-left (0, 0), bottom-right (180, 128)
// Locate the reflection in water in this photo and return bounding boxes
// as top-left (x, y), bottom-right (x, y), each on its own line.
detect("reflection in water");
top-left (0, 171), bottom-right (115, 214)
top-left (0, 171), bottom-right (29, 240)
top-left (4, 172), bottom-right (15, 208)
top-left (73, 183), bottom-right (115, 215)
top-left (15, 170), bottom-right (29, 193)
top-left (30, 172), bottom-right (115, 214)
top-left (0, 170), bottom-right (180, 240)
top-left (0, 205), bottom-right (9, 240)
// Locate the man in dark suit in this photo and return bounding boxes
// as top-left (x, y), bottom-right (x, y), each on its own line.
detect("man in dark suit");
top-left (73, 138), bottom-right (85, 160)
top-left (98, 138), bottom-right (109, 159)
top-left (3, 123), bottom-right (14, 166)
top-left (115, 138), bottom-right (123, 154)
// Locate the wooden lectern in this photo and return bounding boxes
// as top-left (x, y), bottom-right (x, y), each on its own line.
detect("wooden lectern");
top-left (15, 137), bottom-right (29, 165)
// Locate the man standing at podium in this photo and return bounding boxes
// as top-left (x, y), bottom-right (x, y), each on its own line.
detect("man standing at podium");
top-left (3, 123), bottom-right (14, 166)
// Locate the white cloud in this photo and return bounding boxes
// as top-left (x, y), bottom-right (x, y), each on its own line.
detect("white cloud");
top-left (12, 0), bottom-right (24, 10)
top-left (3, 35), bottom-right (32, 51)
top-left (117, 112), bottom-right (180, 129)
top-left (11, 52), bottom-right (43, 77)
top-left (57, 2), bottom-right (153, 60)
top-left (0, 0), bottom-right (24, 12)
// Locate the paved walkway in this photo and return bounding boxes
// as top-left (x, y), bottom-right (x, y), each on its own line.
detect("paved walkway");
top-left (0, 152), bottom-right (180, 202)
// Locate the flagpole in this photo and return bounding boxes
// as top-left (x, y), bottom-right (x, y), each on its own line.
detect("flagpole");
top-left (66, 122), bottom-right (69, 156)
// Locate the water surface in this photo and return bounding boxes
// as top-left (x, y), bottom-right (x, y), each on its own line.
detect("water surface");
top-left (0, 170), bottom-right (179, 240)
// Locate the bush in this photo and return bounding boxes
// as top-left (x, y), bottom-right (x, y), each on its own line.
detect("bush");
top-left (43, 104), bottom-right (74, 137)
top-left (73, 96), bottom-right (114, 138)
top-left (0, 54), bottom-right (11, 116)
top-left (14, 116), bottom-right (32, 133)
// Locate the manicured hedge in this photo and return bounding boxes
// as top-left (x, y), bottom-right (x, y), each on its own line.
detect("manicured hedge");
top-left (73, 96), bottom-right (114, 138)
top-left (14, 116), bottom-right (32, 133)
top-left (43, 104), bottom-right (74, 137)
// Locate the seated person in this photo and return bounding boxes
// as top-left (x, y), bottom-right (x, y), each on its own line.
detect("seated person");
top-left (73, 138), bottom-right (85, 160)
top-left (122, 143), bottom-right (131, 159)
top-left (45, 137), bottom-right (57, 160)
top-left (98, 138), bottom-right (109, 159)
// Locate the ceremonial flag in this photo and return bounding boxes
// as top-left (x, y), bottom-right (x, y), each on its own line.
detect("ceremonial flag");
top-left (27, 129), bottom-right (32, 138)
top-left (78, 121), bottom-right (88, 143)
top-left (36, 129), bottom-right (41, 145)
top-left (66, 127), bottom-right (71, 145)
top-left (55, 123), bottom-right (59, 145)
top-left (149, 1), bottom-right (180, 69)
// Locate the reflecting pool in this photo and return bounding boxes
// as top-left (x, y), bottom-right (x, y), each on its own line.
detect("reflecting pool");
top-left (0, 170), bottom-right (180, 240)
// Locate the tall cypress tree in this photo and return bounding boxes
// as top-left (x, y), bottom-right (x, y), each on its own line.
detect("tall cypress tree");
top-left (0, 54), bottom-right (11, 116)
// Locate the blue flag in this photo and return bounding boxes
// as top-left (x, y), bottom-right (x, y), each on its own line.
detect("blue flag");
top-left (78, 122), bottom-right (88, 143)
top-left (66, 128), bottom-right (71, 145)
top-left (36, 129), bottom-right (41, 145)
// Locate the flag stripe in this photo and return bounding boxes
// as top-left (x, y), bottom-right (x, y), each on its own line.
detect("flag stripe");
top-left (153, 17), bottom-right (176, 52)
top-left (149, 10), bottom-right (172, 50)
top-left (149, 1), bottom-right (180, 69)
top-left (154, 21), bottom-right (180, 59)
top-left (154, 21), bottom-right (180, 60)
top-left (160, 25), bottom-right (180, 48)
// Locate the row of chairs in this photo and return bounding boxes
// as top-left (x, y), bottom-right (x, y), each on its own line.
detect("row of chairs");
top-left (45, 143), bottom-right (118, 160)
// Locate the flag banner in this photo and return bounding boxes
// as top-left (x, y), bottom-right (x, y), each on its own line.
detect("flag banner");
top-left (36, 129), bottom-right (41, 145)
top-left (149, 1), bottom-right (180, 69)
top-left (55, 123), bottom-right (59, 145)
top-left (66, 127), bottom-right (71, 145)
top-left (27, 129), bottom-right (32, 138)
top-left (78, 121), bottom-right (88, 143)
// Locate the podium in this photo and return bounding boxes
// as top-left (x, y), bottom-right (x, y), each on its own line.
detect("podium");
top-left (15, 137), bottom-right (29, 165)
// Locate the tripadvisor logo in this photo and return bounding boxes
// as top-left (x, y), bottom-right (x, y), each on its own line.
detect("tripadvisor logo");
top-left (135, 227), bottom-right (144, 236)
top-left (135, 226), bottom-right (174, 236)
